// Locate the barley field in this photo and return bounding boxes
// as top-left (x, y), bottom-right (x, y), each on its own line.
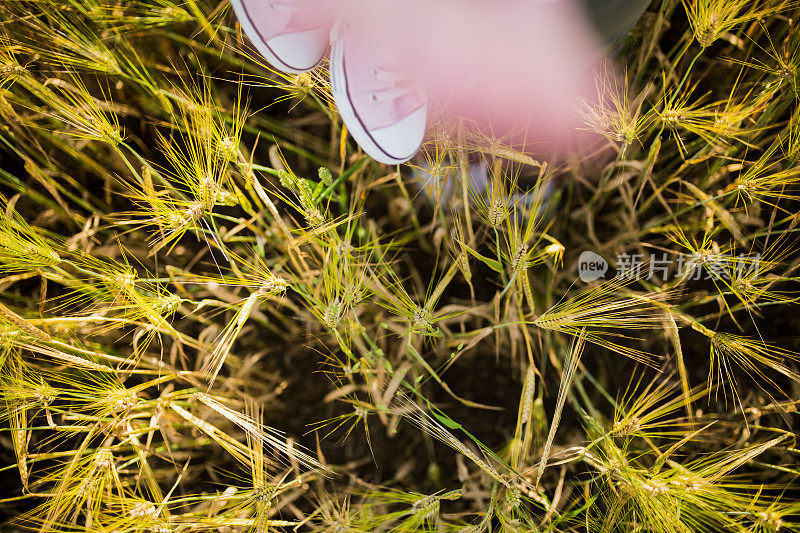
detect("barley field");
top-left (1, 1), bottom-right (799, 531)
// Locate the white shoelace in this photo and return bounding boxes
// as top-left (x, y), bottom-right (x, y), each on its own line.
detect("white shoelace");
top-left (369, 49), bottom-right (417, 104)
top-left (330, 20), bottom-right (424, 107)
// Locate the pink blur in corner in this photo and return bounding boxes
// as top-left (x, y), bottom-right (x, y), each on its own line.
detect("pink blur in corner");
top-left (324, 0), bottom-right (610, 156)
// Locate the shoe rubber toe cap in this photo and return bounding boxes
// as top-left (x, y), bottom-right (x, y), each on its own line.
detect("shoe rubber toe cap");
top-left (265, 27), bottom-right (330, 72)
top-left (368, 105), bottom-right (428, 164)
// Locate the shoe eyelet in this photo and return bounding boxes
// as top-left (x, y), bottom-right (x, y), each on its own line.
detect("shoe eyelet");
top-left (370, 94), bottom-right (379, 102)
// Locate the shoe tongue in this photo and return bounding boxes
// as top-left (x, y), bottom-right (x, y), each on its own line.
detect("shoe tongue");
top-left (344, 37), bottom-right (426, 131)
top-left (354, 80), bottom-right (425, 132)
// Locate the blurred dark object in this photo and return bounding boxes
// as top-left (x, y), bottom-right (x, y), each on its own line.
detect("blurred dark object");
top-left (583, 0), bottom-right (652, 43)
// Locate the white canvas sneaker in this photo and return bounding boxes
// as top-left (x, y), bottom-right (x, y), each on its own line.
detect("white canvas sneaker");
top-left (230, 0), bottom-right (332, 73)
top-left (330, 24), bottom-right (428, 165)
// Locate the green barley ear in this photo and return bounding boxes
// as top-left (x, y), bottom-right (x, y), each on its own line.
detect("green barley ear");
top-left (709, 332), bottom-right (800, 400)
top-left (296, 177), bottom-right (325, 226)
top-left (682, 0), bottom-right (794, 49)
top-left (410, 494), bottom-right (441, 527)
top-left (201, 289), bottom-right (264, 388)
top-left (447, 216), bottom-right (475, 297)
top-left (40, 76), bottom-right (124, 146)
top-left (296, 178), bottom-right (314, 205)
top-left (508, 241), bottom-right (529, 274)
top-left (0, 41), bottom-right (26, 89)
top-left (10, 411), bottom-right (29, 491)
top-left (411, 305), bottom-right (434, 336)
top-left (611, 375), bottom-right (706, 440)
top-left (278, 169), bottom-right (297, 189)
top-left (319, 167), bottom-right (333, 187)
top-left (0, 202), bottom-right (60, 273)
top-left (274, 167), bottom-right (326, 226)
top-left (468, 158), bottom-right (511, 227)
top-left (323, 298), bottom-right (343, 329)
top-left (394, 396), bottom-right (510, 486)
top-left (532, 277), bottom-right (671, 364)
top-left (577, 68), bottom-right (653, 152)
top-left (787, 108), bottom-right (800, 160)
top-left (732, 156), bottom-right (800, 207)
top-left (195, 393), bottom-right (329, 474)
top-left (1, 359), bottom-right (31, 490)
top-left (503, 486), bottom-right (521, 512)
top-left (536, 334), bottom-right (584, 486)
